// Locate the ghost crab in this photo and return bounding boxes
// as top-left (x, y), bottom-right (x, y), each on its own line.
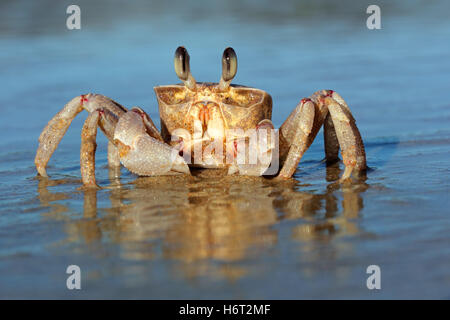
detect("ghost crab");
top-left (35, 47), bottom-right (366, 187)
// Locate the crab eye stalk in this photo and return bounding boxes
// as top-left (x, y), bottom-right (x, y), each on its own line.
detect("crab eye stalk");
top-left (219, 47), bottom-right (237, 91)
top-left (174, 46), bottom-right (196, 90)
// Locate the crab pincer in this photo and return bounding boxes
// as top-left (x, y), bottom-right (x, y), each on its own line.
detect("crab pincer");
top-left (113, 110), bottom-right (189, 176)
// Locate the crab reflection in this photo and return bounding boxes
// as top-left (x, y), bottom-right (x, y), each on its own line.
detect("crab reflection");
top-left (37, 165), bottom-right (368, 280)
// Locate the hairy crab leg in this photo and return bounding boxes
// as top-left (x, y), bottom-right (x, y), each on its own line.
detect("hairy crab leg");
top-left (107, 141), bottom-right (121, 180)
top-left (324, 94), bottom-right (366, 180)
top-left (323, 113), bottom-right (340, 164)
top-left (35, 94), bottom-right (126, 177)
top-left (80, 110), bottom-right (101, 187)
top-left (35, 96), bottom-right (84, 177)
top-left (81, 107), bottom-right (121, 187)
top-left (277, 90), bottom-right (366, 180)
top-left (114, 110), bottom-right (190, 176)
top-left (107, 142), bottom-right (120, 168)
top-left (278, 99), bottom-right (316, 178)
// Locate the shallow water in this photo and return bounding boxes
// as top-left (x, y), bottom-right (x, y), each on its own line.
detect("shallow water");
top-left (0, 0), bottom-right (449, 299)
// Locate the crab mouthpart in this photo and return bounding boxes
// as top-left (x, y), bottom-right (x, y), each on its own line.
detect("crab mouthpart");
top-left (191, 101), bottom-right (225, 138)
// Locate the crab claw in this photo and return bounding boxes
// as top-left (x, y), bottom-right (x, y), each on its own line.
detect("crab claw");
top-left (114, 111), bottom-right (189, 176)
top-left (228, 119), bottom-right (276, 176)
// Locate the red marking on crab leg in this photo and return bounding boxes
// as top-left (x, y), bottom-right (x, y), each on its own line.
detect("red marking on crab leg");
top-left (318, 91), bottom-right (334, 104)
top-left (80, 94), bottom-right (89, 105)
top-left (132, 108), bottom-right (147, 121)
top-left (300, 98), bottom-right (312, 105)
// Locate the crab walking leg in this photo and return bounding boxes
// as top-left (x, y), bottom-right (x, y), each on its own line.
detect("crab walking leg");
top-left (325, 96), bottom-right (366, 180)
top-left (35, 96), bottom-right (84, 177)
top-left (114, 111), bottom-right (190, 176)
top-left (278, 100), bottom-right (316, 178)
top-left (99, 106), bottom-right (122, 169)
top-left (35, 94), bottom-right (127, 177)
top-left (82, 107), bottom-right (123, 186)
top-left (107, 141), bottom-right (120, 167)
top-left (323, 113), bottom-right (340, 164)
top-left (80, 110), bottom-right (101, 187)
top-left (107, 141), bottom-right (121, 181)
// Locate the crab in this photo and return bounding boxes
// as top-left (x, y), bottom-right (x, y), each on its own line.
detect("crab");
top-left (35, 47), bottom-right (366, 187)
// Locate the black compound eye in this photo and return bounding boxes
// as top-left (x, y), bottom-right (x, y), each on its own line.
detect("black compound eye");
top-left (222, 47), bottom-right (237, 82)
top-left (174, 46), bottom-right (190, 81)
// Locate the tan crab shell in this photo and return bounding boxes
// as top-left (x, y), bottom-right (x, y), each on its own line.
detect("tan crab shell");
top-left (155, 83), bottom-right (272, 139)
top-left (154, 82), bottom-right (272, 168)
